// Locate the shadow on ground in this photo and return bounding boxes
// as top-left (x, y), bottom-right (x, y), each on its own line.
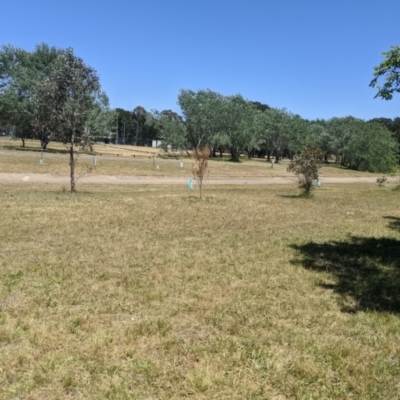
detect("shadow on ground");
top-left (1, 145), bottom-right (69, 154)
top-left (291, 229), bottom-right (400, 313)
top-left (384, 216), bottom-right (400, 233)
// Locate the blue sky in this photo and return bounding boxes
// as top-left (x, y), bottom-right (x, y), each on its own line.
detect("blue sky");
top-left (2, 0), bottom-right (400, 120)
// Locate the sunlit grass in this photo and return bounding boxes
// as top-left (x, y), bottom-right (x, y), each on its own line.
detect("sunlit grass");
top-left (1, 183), bottom-right (400, 399)
top-left (0, 137), bottom-right (393, 178)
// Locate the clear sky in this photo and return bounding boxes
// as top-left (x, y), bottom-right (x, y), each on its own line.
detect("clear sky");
top-left (2, 0), bottom-right (400, 120)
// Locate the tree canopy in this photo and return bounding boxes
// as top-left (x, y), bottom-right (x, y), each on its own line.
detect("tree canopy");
top-left (0, 43), bottom-right (62, 146)
top-left (370, 46), bottom-right (400, 100)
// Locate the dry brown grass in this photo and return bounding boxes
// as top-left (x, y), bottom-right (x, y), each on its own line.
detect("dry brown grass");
top-left (0, 137), bottom-right (392, 178)
top-left (1, 182), bottom-right (400, 399)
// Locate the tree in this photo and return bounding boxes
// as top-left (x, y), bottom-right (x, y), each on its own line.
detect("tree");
top-left (178, 89), bottom-right (224, 151)
top-left (370, 46), bottom-right (400, 100)
top-left (132, 105), bottom-right (146, 145)
top-left (324, 117), bottom-right (397, 172)
top-left (0, 43), bottom-right (61, 147)
top-left (215, 94), bottom-right (253, 161)
top-left (258, 108), bottom-right (292, 162)
top-left (287, 142), bottom-right (324, 195)
top-left (34, 48), bottom-right (101, 192)
top-left (192, 147), bottom-right (210, 199)
top-left (82, 92), bottom-right (116, 151)
top-left (242, 108), bottom-right (264, 158)
top-left (368, 117), bottom-right (400, 164)
top-left (146, 109), bottom-right (189, 154)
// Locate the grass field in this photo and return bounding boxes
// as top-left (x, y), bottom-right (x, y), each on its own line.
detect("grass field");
top-left (1, 181), bottom-right (400, 399)
top-left (0, 137), bottom-right (391, 179)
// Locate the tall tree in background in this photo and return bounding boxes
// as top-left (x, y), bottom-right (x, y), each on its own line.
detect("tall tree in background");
top-left (82, 92), bottom-right (116, 151)
top-left (178, 89), bottom-right (223, 151)
top-left (132, 105), bottom-right (146, 145)
top-left (217, 94), bottom-right (255, 161)
top-left (0, 43), bottom-right (61, 147)
top-left (146, 109), bottom-right (189, 154)
top-left (259, 108), bottom-right (292, 162)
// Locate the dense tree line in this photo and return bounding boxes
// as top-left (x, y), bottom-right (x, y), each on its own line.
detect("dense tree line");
top-left (115, 106), bottom-right (158, 146)
top-left (1, 43), bottom-right (399, 178)
top-left (149, 89), bottom-right (398, 173)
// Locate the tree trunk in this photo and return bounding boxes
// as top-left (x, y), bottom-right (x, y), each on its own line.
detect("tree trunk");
top-left (230, 148), bottom-right (240, 162)
top-left (134, 121), bottom-right (140, 146)
top-left (69, 139), bottom-right (76, 193)
top-left (21, 138), bottom-right (25, 147)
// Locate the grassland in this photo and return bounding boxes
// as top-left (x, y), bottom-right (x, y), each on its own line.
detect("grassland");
top-left (1, 179), bottom-right (400, 399)
top-left (0, 137), bottom-right (390, 179)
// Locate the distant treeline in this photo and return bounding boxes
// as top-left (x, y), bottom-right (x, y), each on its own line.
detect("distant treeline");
top-left (0, 43), bottom-right (398, 173)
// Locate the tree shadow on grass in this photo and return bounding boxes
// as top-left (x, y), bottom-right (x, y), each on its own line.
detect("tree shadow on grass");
top-left (279, 195), bottom-right (302, 199)
top-left (291, 236), bottom-right (400, 313)
top-left (3, 145), bottom-right (77, 155)
top-left (384, 216), bottom-right (400, 233)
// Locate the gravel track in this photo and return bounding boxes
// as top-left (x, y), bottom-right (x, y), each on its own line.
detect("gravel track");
top-left (0, 172), bottom-right (396, 185)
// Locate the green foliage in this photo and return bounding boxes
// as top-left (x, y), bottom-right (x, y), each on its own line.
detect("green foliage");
top-left (257, 107), bottom-right (293, 161)
top-left (132, 105), bottom-right (147, 145)
top-left (146, 109), bottom-right (189, 153)
top-left (217, 94), bottom-right (255, 161)
top-left (370, 46), bottom-right (400, 100)
top-left (83, 92), bottom-right (116, 150)
top-left (178, 89), bottom-right (224, 149)
top-left (287, 142), bottom-right (324, 193)
top-left (31, 47), bottom-right (103, 191)
top-left (156, 89), bottom-right (266, 161)
top-left (0, 43), bottom-right (61, 145)
top-left (325, 117), bottom-right (398, 173)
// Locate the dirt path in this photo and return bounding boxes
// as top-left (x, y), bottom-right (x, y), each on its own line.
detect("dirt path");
top-left (0, 172), bottom-right (397, 185)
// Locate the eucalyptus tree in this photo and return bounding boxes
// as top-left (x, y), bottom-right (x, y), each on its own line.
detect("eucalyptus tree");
top-left (256, 108), bottom-right (292, 162)
top-left (216, 94), bottom-right (254, 161)
top-left (178, 89), bottom-right (224, 151)
top-left (146, 109), bottom-right (189, 154)
top-left (310, 122), bottom-right (333, 162)
top-left (0, 43), bottom-right (61, 146)
top-left (325, 117), bottom-right (397, 172)
top-left (82, 92), bottom-right (116, 151)
top-left (242, 108), bottom-right (265, 158)
top-left (33, 48), bottom-right (101, 192)
top-left (370, 45), bottom-right (400, 100)
top-left (346, 121), bottom-right (397, 172)
top-left (324, 117), bottom-right (352, 164)
top-left (132, 105), bottom-right (147, 145)
top-left (368, 117), bottom-right (400, 163)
